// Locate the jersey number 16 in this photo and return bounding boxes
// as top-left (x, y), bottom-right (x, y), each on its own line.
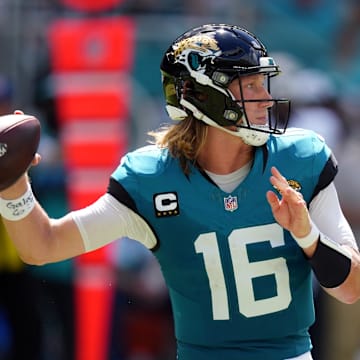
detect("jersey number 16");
top-left (195, 223), bottom-right (292, 320)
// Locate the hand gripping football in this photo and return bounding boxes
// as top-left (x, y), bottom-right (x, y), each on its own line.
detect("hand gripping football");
top-left (0, 113), bottom-right (41, 191)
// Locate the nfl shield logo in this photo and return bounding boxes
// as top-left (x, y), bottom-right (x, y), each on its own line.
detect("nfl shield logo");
top-left (224, 195), bottom-right (238, 212)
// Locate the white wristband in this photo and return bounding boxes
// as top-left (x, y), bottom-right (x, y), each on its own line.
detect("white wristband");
top-left (291, 221), bottom-right (320, 249)
top-left (0, 185), bottom-right (35, 221)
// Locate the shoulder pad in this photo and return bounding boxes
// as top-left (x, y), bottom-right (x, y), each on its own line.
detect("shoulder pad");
top-left (120, 145), bottom-right (170, 176)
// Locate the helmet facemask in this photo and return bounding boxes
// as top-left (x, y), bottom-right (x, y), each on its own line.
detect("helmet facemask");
top-left (227, 71), bottom-right (291, 146)
top-left (160, 24), bottom-right (291, 146)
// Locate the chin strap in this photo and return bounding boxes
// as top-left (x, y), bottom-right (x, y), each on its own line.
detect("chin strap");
top-left (178, 98), bottom-right (270, 146)
top-left (166, 104), bottom-right (188, 121)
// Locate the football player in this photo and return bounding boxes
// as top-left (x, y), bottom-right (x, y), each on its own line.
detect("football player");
top-left (1, 24), bottom-right (360, 360)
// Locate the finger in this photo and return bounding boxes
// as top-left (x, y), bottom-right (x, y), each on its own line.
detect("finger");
top-left (269, 174), bottom-right (288, 195)
top-left (270, 167), bottom-right (289, 192)
top-left (280, 188), bottom-right (307, 211)
top-left (32, 153), bottom-right (41, 166)
top-left (266, 190), bottom-right (280, 210)
top-left (271, 166), bottom-right (288, 184)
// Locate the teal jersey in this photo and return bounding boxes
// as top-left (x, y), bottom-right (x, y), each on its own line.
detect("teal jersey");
top-left (109, 128), bottom-right (337, 360)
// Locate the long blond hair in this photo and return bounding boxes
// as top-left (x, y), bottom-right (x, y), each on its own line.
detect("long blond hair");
top-left (148, 117), bottom-right (208, 175)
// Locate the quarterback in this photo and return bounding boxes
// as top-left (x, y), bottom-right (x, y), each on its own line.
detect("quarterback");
top-left (1, 24), bottom-right (360, 360)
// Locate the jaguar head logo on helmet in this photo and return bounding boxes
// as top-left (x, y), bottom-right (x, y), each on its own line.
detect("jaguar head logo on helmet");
top-left (160, 24), bottom-right (291, 146)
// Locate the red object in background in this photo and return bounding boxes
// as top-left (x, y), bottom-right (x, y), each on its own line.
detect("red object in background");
top-left (61, 0), bottom-right (124, 13)
top-left (61, 127), bottom-right (128, 169)
top-left (48, 15), bottom-right (135, 360)
top-left (65, 168), bottom-right (112, 210)
top-left (53, 74), bottom-right (132, 123)
top-left (56, 90), bottom-right (131, 122)
top-left (48, 17), bottom-right (135, 71)
top-left (75, 263), bottom-right (115, 360)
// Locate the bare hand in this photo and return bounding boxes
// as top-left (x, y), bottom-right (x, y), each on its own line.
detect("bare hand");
top-left (30, 153), bottom-right (42, 167)
top-left (266, 166), bottom-right (311, 238)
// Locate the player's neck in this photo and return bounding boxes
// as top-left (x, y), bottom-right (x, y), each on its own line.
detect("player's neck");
top-left (197, 127), bottom-right (254, 175)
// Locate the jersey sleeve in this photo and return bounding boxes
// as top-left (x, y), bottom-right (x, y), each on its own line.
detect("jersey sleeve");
top-left (311, 151), bottom-right (338, 201)
top-left (278, 129), bottom-right (338, 201)
top-left (108, 153), bottom-right (139, 211)
top-left (108, 145), bottom-right (169, 209)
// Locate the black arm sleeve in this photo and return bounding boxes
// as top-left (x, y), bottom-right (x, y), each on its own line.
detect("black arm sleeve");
top-left (309, 233), bottom-right (352, 288)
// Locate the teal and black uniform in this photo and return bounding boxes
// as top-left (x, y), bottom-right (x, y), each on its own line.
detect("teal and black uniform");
top-left (109, 128), bottom-right (337, 360)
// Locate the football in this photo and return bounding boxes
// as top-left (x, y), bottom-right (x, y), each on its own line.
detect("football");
top-left (0, 113), bottom-right (41, 191)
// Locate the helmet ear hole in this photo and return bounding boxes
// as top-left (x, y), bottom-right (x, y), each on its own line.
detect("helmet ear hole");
top-left (183, 79), bottom-right (194, 94)
top-left (183, 79), bottom-right (207, 102)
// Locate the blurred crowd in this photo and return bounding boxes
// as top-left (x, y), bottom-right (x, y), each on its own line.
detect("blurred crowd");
top-left (1, 0), bottom-right (360, 359)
